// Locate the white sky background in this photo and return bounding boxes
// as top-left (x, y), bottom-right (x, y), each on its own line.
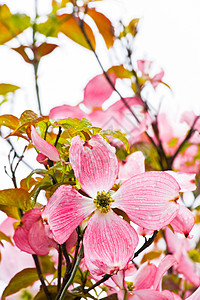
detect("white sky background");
top-left (0, 0), bottom-right (199, 190)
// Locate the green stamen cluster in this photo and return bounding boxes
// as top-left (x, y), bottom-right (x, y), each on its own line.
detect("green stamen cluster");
top-left (125, 281), bottom-right (135, 291)
top-left (94, 191), bottom-right (114, 213)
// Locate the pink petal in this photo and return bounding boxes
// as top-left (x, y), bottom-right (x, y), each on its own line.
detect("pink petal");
top-left (69, 134), bottom-right (118, 198)
top-left (118, 151), bottom-right (145, 182)
top-left (42, 185), bottom-right (95, 244)
top-left (113, 171), bottom-right (180, 230)
top-left (165, 171), bottom-right (196, 192)
top-left (83, 73), bottom-right (116, 110)
top-left (83, 210), bottom-right (139, 276)
top-left (13, 224), bottom-right (36, 254)
top-left (151, 70), bottom-right (164, 89)
top-left (129, 289), bottom-right (169, 300)
top-left (134, 262), bottom-right (157, 290)
top-left (176, 252), bottom-right (200, 286)
top-left (170, 205), bottom-right (195, 236)
top-left (28, 220), bottom-right (57, 255)
top-left (31, 125), bottom-right (60, 162)
top-left (137, 60), bottom-right (152, 75)
top-left (186, 287), bottom-right (200, 300)
top-left (152, 255), bottom-right (177, 291)
top-left (13, 209), bottom-right (42, 254)
top-left (49, 104), bottom-right (85, 121)
top-left (36, 153), bottom-right (48, 165)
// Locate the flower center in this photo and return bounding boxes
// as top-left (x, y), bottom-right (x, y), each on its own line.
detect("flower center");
top-left (93, 191), bottom-right (114, 213)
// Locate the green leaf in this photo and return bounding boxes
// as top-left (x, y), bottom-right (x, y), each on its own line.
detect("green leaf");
top-left (100, 130), bottom-right (130, 153)
top-left (0, 188), bottom-right (31, 211)
top-left (0, 4), bottom-right (31, 44)
top-left (0, 114), bottom-right (19, 130)
top-left (0, 83), bottom-right (20, 95)
top-left (2, 268), bottom-right (39, 300)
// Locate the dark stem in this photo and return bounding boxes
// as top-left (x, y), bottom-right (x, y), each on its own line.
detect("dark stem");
top-left (55, 243), bottom-right (84, 300)
top-left (32, 254), bottom-right (52, 300)
top-left (83, 274), bottom-right (112, 294)
top-left (131, 230), bottom-right (158, 261)
top-left (57, 245), bottom-right (63, 292)
top-left (169, 115), bottom-right (200, 168)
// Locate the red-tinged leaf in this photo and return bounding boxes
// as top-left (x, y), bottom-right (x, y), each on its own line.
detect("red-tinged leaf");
top-left (59, 14), bottom-right (96, 50)
top-left (9, 114), bottom-right (49, 137)
top-left (0, 205), bottom-right (20, 220)
top-left (0, 188), bottom-right (32, 211)
top-left (35, 42), bottom-right (58, 59)
top-left (12, 45), bottom-right (32, 63)
top-left (108, 65), bottom-right (133, 79)
top-left (20, 110), bottom-right (38, 124)
top-left (0, 83), bottom-right (20, 95)
top-left (0, 114), bottom-right (19, 130)
top-left (2, 268), bottom-right (39, 300)
top-left (0, 4), bottom-right (31, 44)
top-left (141, 251), bottom-right (162, 264)
top-left (87, 8), bottom-right (115, 49)
top-left (5, 131), bottom-right (30, 142)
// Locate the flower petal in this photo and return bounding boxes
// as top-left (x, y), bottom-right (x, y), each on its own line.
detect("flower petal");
top-left (129, 289), bottom-right (169, 300)
top-left (165, 171), bottom-right (196, 192)
top-left (83, 210), bottom-right (139, 276)
top-left (49, 104), bottom-right (85, 121)
top-left (83, 73), bottom-right (116, 110)
top-left (13, 208), bottom-right (42, 254)
top-left (28, 220), bottom-right (57, 255)
top-left (118, 151), bottom-right (145, 182)
top-left (186, 287), bottom-right (200, 300)
top-left (133, 262), bottom-right (157, 290)
top-left (42, 185), bottom-right (95, 244)
top-left (113, 171), bottom-right (180, 230)
top-left (170, 205), bottom-right (195, 236)
top-left (152, 255), bottom-right (177, 291)
top-left (69, 134), bottom-right (118, 198)
top-left (31, 125), bottom-right (60, 162)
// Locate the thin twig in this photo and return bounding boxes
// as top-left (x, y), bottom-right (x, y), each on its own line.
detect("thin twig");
top-left (131, 230), bottom-right (158, 261)
top-left (32, 254), bottom-right (52, 300)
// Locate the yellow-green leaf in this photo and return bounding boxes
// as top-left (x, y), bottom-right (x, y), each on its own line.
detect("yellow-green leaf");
top-left (0, 4), bottom-right (31, 44)
top-left (0, 205), bottom-right (20, 220)
top-left (141, 251), bottom-right (162, 263)
top-left (87, 8), bottom-right (115, 49)
top-left (0, 188), bottom-right (31, 211)
top-left (108, 65), bottom-right (133, 79)
top-left (0, 231), bottom-right (13, 245)
top-left (2, 268), bottom-right (39, 300)
top-left (188, 249), bottom-right (200, 263)
top-left (0, 83), bottom-right (20, 96)
top-left (59, 14), bottom-right (96, 50)
top-left (0, 114), bottom-right (19, 130)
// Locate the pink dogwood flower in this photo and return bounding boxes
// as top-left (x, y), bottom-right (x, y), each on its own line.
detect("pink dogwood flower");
top-left (42, 134), bottom-right (181, 276)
